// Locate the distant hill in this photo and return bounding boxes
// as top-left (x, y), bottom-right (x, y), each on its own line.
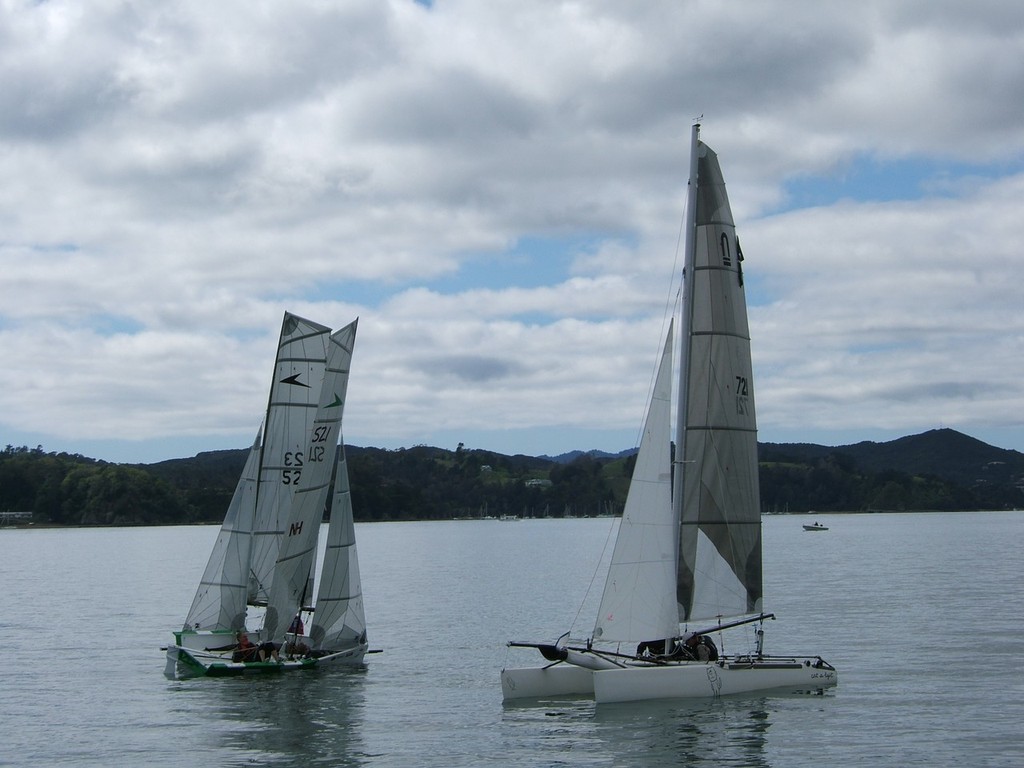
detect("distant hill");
top-left (540, 448), bottom-right (637, 464)
top-left (3, 428), bottom-right (1022, 525)
top-left (758, 428), bottom-right (1024, 513)
top-left (760, 428), bottom-right (1024, 490)
top-left (117, 427), bottom-right (1024, 517)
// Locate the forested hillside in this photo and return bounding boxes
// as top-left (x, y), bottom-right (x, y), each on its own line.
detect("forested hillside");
top-left (2, 429), bottom-right (1022, 526)
top-left (0, 446), bottom-right (193, 525)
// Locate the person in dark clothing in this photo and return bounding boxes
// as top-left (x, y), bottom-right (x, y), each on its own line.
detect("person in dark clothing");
top-left (231, 631), bottom-right (280, 662)
top-left (231, 631), bottom-right (259, 662)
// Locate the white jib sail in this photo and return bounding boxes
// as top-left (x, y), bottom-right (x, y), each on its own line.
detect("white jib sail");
top-left (183, 430), bottom-right (261, 631)
top-left (593, 323), bottom-right (678, 645)
top-left (263, 319), bottom-right (358, 641)
top-left (310, 442), bottom-right (366, 652)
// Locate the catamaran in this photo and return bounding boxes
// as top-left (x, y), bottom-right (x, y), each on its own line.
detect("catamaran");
top-left (501, 124), bottom-right (837, 703)
top-left (165, 313), bottom-right (368, 678)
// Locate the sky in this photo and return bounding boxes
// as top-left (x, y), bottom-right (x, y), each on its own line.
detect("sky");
top-left (2, 0), bottom-right (1023, 464)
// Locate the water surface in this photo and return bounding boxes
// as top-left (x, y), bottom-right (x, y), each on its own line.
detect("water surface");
top-left (1, 512), bottom-right (1021, 766)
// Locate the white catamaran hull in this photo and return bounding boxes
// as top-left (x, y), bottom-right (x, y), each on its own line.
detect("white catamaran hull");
top-left (500, 664), bottom-right (596, 700)
top-left (501, 645), bottom-right (626, 700)
top-left (593, 658), bottom-right (837, 703)
top-left (502, 656), bottom-right (836, 703)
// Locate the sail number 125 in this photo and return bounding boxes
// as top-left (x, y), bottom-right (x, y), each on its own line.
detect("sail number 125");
top-left (308, 425), bottom-right (331, 464)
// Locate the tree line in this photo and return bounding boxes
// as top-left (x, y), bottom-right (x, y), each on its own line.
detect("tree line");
top-left (0, 445), bottom-right (193, 526)
top-left (2, 434), bottom-right (1021, 527)
top-left (0, 443), bottom-right (630, 526)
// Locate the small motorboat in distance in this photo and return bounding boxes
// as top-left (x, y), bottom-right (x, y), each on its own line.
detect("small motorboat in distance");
top-left (803, 522), bottom-right (829, 531)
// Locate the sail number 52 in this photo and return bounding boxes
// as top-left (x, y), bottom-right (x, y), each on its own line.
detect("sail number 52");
top-left (283, 451), bottom-right (303, 484)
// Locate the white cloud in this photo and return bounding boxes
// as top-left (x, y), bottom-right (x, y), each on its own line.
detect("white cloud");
top-left (2, 0), bottom-right (1023, 461)
top-left (749, 174), bottom-right (1024, 442)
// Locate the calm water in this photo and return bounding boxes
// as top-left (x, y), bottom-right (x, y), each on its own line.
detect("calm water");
top-left (1, 512), bottom-right (1022, 767)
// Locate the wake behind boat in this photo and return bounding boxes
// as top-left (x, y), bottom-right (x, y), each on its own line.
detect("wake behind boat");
top-left (501, 124), bottom-right (837, 704)
top-left (165, 312), bottom-right (369, 678)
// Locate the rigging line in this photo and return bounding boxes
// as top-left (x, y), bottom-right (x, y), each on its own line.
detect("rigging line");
top-left (632, 178), bottom-right (689, 452)
top-left (569, 515), bottom-right (619, 637)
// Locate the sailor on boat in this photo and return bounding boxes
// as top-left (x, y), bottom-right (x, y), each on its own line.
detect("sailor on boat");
top-left (635, 633), bottom-right (718, 661)
top-left (682, 632), bottom-right (718, 662)
top-left (230, 631), bottom-right (279, 663)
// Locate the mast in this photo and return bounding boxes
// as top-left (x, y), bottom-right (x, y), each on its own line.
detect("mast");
top-left (673, 122), bottom-right (700, 559)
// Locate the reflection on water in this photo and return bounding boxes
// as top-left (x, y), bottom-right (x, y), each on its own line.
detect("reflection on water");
top-left (502, 696), bottom-right (774, 767)
top-left (594, 698), bottom-right (773, 767)
top-left (169, 666), bottom-right (371, 767)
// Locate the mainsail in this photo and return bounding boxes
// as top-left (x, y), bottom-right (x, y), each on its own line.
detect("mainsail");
top-left (247, 313), bottom-right (332, 606)
top-left (593, 324), bottom-right (677, 644)
top-left (263, 320), bottom-right (359, 640)
top-left (676, 140), bottom-right (763, 623)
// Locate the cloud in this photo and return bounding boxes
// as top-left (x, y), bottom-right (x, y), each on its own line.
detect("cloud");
top-left (2, 0), bottom-right (1023, 461)
top-left (748, 173), bottom-right (1024, 441)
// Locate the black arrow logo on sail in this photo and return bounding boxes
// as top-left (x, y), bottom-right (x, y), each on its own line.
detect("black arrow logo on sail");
top-left (280, 373), bottom-right (311, 388)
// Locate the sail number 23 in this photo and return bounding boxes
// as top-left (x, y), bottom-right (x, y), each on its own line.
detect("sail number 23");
top-left (282, 451), bottom-right (303, 485)
top-left (282, 425), bottom-right (333, 484)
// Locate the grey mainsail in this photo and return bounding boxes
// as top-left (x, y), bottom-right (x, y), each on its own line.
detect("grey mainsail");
top-left (676, 140), bottom-right (762, 623)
